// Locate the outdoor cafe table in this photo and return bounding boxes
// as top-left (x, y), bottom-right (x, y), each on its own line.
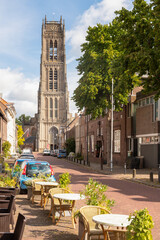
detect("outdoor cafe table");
top-left (35, 181), bottom-right (59, 207)
top-left (53, 193), bottom-right (85, 228)
top-left (92, 214), bottom-right (132, 240)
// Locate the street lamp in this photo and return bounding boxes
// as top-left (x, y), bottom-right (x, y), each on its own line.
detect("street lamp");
top-left (110, 78), bottom-right (114, 172)
top-left (86, 115), bottom-right (89, 166)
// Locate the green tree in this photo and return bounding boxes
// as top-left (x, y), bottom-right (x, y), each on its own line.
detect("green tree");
top-left (17, 125), bottom-right (25, 147)
top-left (115, 0), bottom-right (160, 98)
top-left (72, 22), bottom-right (138, 118)
top-left (65, 138), bottom-right (75, 155)
top-left (2, 141), bottom-right (11, 158)
top-left (16, 114), bottom-right (31, 125)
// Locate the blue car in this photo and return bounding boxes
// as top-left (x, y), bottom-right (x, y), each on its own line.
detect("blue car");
top-left (12, 158), bottom-right (34, 178)
top-left (19, 161), bottom-right (56, 192)
top-left (57, 149), bottom-right (67, 158)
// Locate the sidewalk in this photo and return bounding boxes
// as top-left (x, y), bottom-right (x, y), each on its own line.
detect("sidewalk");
top-left (69, 159), bottom-right (160, 188)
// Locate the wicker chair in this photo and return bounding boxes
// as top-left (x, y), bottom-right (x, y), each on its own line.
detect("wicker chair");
top-left (42, 185), bottom-right (58, 209)
top-left (0, 195), bottom-right (15, 232)
top-left (48, 188), bottom-right (72, 224)
top-left (79, 205), bottom-right (111, 240)
top-left (31, 179), bottom-right (47, 204)
top-left (0, 213), bottom-right (26, 240)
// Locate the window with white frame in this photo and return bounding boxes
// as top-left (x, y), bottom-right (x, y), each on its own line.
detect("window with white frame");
top-left (91, 135), bottom-right (94, 152)
top-left (114, 130), bottom-right (121, 153)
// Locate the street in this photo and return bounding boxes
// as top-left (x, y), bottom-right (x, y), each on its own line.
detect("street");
top-left (20, 152), bottom-right (160, 239)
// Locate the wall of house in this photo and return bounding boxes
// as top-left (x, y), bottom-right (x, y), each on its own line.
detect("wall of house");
top-left (136, 104), bottom-right (158, 135)
top-left (141, 144), bottom-right (159, 168)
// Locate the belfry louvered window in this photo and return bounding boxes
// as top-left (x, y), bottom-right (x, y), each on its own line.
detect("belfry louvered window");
top-left (49, 40), bottom-right (53, 60)
top-left (54, 69), bottom-right (58, 90)
top-left (55, 98), bottom-right (58, 118)
top-left (50, 98), bottom-right (53, 118)
top-left (49, 68), bottom-right (53, 90)
top-left (54, 40), bottom-right (57, 60)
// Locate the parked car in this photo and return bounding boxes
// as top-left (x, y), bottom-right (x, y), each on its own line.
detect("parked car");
top-left (22, 148), bottom-right (32, 154)
top-left (51, 149), bottom-right (59, 157)
top-left (11, 158), bottom-right (34, 178)
top-left (43, 149), bottom-right (50, 156)
top-left (57, 149), bottom-right (67, 158)
top-left (19, 161), bottom-right (56, 192)
top-left (19, 154), bottom-right (35, 159)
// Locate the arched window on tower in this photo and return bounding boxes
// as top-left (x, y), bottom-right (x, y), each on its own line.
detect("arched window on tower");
top-left (49, 40), bottom-right (53, 60)
top-left (55, 98), bottom-right (58, 118)
top-left (49, 68), bottom-right (53, 90)
top-left (54, 69), bottom-right (58, 90)
top-left (45, 97), bottom-right (48, 119)
top-left (50, 98), bottom-right (53, 118)
top-left (54, 40), bottom-right (57, 60)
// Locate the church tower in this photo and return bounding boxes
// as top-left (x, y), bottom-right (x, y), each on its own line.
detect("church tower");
top-left (37, 16), bottom-right (69, 152)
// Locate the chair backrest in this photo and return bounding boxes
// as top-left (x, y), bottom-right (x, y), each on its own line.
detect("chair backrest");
top-left (8, 195), bottom-right (15, 213)
top-left (13, 213), bottom-right (26, 240)
top-left (80, 206), bottom-right (110, 231)
top-left (49, 188), bottom-right (70, 204)
top-left (32, 179), bottom-right (47, 191)
top-left (0, 189), bottom-right (16, 195)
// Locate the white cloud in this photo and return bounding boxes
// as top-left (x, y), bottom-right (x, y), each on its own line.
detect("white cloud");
top-left (66, 0), bottom-right (129, 57)
top-left (0, 68), bottom-right (39, 117)
top-left (66, 0), bottom-right (130, 114)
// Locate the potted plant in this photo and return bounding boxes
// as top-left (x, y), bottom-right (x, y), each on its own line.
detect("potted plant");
top-left (76, 178), bottom-right (115, 239)
top-left (24, 180), bottom-right (33, 200)
top-left (127, 208), bottom-right (154, 240)
top-left (58, 172), bottom-right (71, 190)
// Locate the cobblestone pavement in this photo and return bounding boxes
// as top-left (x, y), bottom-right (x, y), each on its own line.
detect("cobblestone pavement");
top-left (10, 153), bottom-right (160, 239)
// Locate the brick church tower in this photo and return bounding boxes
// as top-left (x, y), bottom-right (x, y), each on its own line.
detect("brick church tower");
top-left (37, 16), bottom-right (70, 152)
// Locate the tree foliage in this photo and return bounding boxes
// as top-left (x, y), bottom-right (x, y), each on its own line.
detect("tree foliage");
top-left (17, 125), bottom-right (25, 147)
top-left (16, 114), bottom-right (31, 125)
top-left (2, 141), bottom-right (11, 158)
top-left (73, 0), bottom-right (160, 118)
top-left (65, 138), bottom-right (75, 155)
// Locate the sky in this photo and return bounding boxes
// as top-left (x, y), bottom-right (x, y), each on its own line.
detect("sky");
top-left (0, 0), bottom-right (135, 117)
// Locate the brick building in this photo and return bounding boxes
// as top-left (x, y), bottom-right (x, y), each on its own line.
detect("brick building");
top-left (66, 87), bottom-right (160, 168)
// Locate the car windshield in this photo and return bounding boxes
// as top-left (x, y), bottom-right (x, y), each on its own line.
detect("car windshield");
top-left (26, 164), bottom-right (51, 177)
top-left (20, 155), bottom-right (34, 159)
top-left (59, 150), bottom-right (66, 153)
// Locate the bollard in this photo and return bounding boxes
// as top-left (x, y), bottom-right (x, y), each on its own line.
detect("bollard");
top-left (133, 168), bottom-right (136, 179)
top-left (150, 172), bottom-right (153, 182)
top-left (124, 163), bottom-right (127, 174)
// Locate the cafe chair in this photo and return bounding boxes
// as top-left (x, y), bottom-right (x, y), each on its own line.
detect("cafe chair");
top-left (48, 188), bottom-right (71, 224)
top-left (0, 213), bottom-right (26, 240)
top-left (31, 179), bottom-right (47, 204)
top-left (0, 195), bottom-right (15, 232)
top-left (79, 205), bottom-right (111, 240)
top-left (0, 189), bottom-right (17, 214)
top-left (43, 185), bottom-right (58, 210)
top-left (107, 228), bottom-right (127, 240)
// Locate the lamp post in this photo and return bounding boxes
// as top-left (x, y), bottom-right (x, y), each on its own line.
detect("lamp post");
top-left (86, 115), bottom-right (89, 166)
top-left (110, 78), bottom-right (114, 172)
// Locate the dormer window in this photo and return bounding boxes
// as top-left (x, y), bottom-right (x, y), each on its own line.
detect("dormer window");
top-left (49, 40), bottom-right (53, 60)
top-left (54, 40), bottom-right (57, 60)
